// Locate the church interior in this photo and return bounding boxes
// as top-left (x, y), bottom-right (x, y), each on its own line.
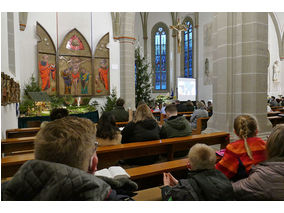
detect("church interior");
top-left (1, 7), bottom-right (284, 203)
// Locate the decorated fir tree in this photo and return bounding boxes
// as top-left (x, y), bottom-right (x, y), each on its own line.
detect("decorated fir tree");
top-left (101, 88), bottom-right (117, 112)
top-left (135, 47), bottom-right (152, 106)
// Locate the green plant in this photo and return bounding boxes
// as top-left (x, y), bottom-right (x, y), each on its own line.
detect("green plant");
top-left (101, 88), bottom-right (117, 112)
top-left (23, 75), bottom-right (40, 95)
top-left (49, 95), bottom-right (65, 109)
top-left (19, 75), bottom-right (41, 114)
top-left (135, 47), bottom-right (152, 107)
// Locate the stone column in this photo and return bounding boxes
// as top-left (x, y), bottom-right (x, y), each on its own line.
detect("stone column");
top-left (119, 12), bottom-right (136, 110)
top-left (204, 12), bottom-right (272, 140)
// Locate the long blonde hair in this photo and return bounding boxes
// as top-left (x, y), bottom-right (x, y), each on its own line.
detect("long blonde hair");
top-left (133, 104), bottom-right (155, 123)
top-left (233, 115), bottom-right (258, 160)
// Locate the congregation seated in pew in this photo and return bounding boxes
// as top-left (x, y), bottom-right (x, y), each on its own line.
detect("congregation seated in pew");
top-left (1, 116), bottom-right (137, 201)
top-left (121, 104), bottom-right (160, 165)
top-left (189, 101), bottom-right (208, 129)
top-left (96, 111), bottom-right (122, 147)
top-left (161, 143), bottom-right (235, 201)
top-left (160, 104), bottom-right (192, 157)
top-left (96, 111), bottom-right (122, 168)
top-left (111, 98), bottom-right (129, 122)
top-left (215, 114), bottom-right (267, 182)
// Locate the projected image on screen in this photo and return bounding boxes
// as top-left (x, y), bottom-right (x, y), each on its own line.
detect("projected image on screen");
top-left (177, 78), bottom-right (196, 101)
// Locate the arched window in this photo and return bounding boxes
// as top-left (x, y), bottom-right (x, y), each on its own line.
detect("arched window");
top-left (151, 22), bottom-right (169, 92)
top-left (181, 17), bottom-right (194, 78)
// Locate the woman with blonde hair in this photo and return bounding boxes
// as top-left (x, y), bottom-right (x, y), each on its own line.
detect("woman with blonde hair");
top-left (121, 104), bottom-right (160, 165)
top-left (216, 114), bottom-right (266, 181)
top-left (233, 124), bottom-right (284, 200)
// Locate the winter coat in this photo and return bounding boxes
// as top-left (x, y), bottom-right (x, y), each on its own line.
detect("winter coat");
top-left (121, 118), bottom-right (160, 143)
top-left (161, 169), bottom-right (235, 201)
top-left (160, 115), bottom-right (192, 139)
top-left (160, 115), bottom-right (192, 157)
top-left (233, 160), bottom-right (284, 200)
top-left (1, 160), bottom-right (111, 201)
top-left (121, 118), bottom-right (160, 165)
top-left (190, 109), bottom-right (208, 129)
top-left (215, 137), bottom-right (266, 181)
top-left (111, 106), bottom-right (129, 122)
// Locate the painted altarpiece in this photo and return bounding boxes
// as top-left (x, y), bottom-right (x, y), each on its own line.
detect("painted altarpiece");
top-left (58, 29), bottom-right (92, 96)
top-left (36, 22), bottom-right (57, 95)
top-left (94, 33), bottom-right (110, 96)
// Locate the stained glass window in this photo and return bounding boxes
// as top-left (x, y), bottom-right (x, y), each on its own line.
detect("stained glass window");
top-left (154, 27), bottom-right (167, 90)
top-left (184, 20), bottom-right (193, 78)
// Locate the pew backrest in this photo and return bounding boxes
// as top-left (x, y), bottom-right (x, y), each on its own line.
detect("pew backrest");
top-left (1, 132), bottom-right (229, 179)
top-left (6, 127), bottom-right (40, 139)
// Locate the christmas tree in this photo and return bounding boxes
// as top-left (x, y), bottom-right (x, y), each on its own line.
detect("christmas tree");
top-left (101, 88), bottom-right (117, 112)
top-left (135, 47), bottom-right (152, 107)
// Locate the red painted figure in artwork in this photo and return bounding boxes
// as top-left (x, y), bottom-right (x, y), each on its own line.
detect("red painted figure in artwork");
top-left (96, 59), bottom-right (109, 93)
top-left (39, 54), bottom-right (56, 91)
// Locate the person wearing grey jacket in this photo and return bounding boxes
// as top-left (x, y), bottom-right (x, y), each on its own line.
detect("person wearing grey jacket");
top-left (190, 101), bottom-right (208, 129)
top-left (233, 124), bottom-right (284, 201)
top-left (1, 116), bottom-right (137, 201)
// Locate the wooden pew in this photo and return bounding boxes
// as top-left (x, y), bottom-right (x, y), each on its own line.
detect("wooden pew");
top-left (2, 137), bottom-right (35, 156)
top-left (1, 132), bottom-right (229, 179)
top-left (126, 158), bottom-right (189, 190)
top-left (267, 111), bottom-right (281, 117)
top-left (115, 121), bottom-right (128, 127)
top-left (268, 116), bottom-right (284, 127)
top-left (5, 121), bottom-right (128, 139)
top-left (192, 117), bottom-right (210, 135)
top-left (6, 127), bottom-right (40, 139)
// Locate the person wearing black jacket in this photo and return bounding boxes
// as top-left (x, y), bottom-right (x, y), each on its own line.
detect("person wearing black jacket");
top-left (121, 104), bottom-right (160, 165)
top-left (2, 117), bottom-right (137, 201)
top-left (161, 143), bottom-right (234, 201)
top-left (111, 98), bottom-right (129, 122)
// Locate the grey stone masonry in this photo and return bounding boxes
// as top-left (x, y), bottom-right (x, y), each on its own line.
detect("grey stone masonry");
top-left (119, 12), bottom-right (136, 110)
top-left (204, 12), bottom-right (272, 141)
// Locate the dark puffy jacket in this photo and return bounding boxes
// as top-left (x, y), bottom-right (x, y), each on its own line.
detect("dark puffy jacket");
top-left (1, 160), bottom-right (111, 201)
top-left (161, 169), bottom-right (235, 201)
top-left (121, 118), bottom-right (160, 143)
top-left (121, 119), bottom-right (160, 165)
top-left (111, 106), bottom-right (129, 122)
top-left (160, 116), bottom-right (192, 157)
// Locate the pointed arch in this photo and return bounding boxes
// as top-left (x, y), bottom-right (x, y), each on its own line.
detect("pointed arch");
top-left (58, 29), bottom-right (92, 96)
top-left (94, 32), bottom-right (110, 96)
top-left (151, 22), bottom-right (170, 92)
top-left (181, 16), bottom-right (194, 78)
top-left (36, 22), bottom-right (57, 95)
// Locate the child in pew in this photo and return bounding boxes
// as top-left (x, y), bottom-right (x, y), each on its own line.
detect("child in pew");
top-left (215, 114), bottom-right (266, 182)
top-left (1, 116), bottom-right (137, 201)
top-left (161, 143), bottom-right (234, 201)
top-left (232, 124), bottom-right (284, 200)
